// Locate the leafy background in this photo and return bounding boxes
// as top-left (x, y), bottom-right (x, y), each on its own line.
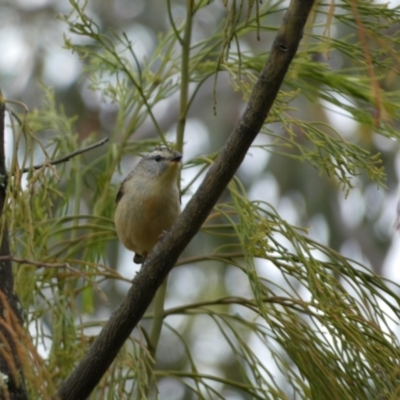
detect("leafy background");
top-left (2, 0), bottom-right (400, 398)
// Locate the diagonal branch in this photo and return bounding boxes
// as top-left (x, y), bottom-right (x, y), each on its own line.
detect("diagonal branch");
top-left (21, 137), bottom-right (109, 173)
top-left (56, 0), bottom-right (315, 398)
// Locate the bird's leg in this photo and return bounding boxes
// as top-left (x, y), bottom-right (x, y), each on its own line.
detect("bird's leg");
top-left (134, 253), bottom-right (144, 264)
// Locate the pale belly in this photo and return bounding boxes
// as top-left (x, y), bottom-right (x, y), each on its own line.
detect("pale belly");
top-left (115, 185), bottom-right (180, 256)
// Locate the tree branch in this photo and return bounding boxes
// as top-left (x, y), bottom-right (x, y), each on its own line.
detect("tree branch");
top-left (21, 137), bottom-right (109, 173)
top-left (0, 93), bottom-right (27, 399)
top-left (0, 256), bottom-right (92, 281)
top-left (56, 0), bottom-right (315, 398)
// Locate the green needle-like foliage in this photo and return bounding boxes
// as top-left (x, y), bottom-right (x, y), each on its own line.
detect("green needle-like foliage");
top-left (4, 0), bottom-right (400, 398)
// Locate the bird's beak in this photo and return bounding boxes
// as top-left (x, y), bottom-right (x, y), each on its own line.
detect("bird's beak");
top-left (171, 152), bottom-right (182, 163)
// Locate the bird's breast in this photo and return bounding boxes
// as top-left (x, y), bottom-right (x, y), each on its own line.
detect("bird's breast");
top-left (115, 177), bottom-right (180, 254)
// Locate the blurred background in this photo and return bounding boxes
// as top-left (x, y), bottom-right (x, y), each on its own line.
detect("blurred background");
top-left (2, 0), bottom-right (400, 398)
top-left (3, 0), bottom-right (398, 271)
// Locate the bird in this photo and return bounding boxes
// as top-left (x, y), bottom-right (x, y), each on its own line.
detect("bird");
top-left (114, 146), bottom-right (182, 264)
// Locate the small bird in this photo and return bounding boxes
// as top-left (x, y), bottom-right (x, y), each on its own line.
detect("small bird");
top-left (115, 146), bottom-right (182, 264)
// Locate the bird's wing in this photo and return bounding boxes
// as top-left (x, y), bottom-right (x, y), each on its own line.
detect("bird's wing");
top-left (115, 182), bottom-right (124, 204)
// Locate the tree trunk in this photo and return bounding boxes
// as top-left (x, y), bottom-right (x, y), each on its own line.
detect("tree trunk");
top-left (0, 93), bottom-right (27, 400)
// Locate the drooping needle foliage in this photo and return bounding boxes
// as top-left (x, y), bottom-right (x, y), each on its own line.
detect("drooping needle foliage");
top-left (4, 0), bottom-right (400, 398)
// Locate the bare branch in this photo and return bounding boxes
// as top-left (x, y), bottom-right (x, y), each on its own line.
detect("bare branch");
top-left (164, 296), bottom-right (310, 316)
top-left (21, 137), bottom-right (109, 173)
top-left (0, 256), bottom-right (81, 275)
top-left (176, 252), bottom-right (244, 266)
top-left (56, 0), bottom-right (315, 398)
top-left (0, 256), bottom-right (106, 293)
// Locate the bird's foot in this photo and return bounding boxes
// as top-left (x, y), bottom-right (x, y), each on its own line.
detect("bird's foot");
top-left (134, 253), bottom-right (144, 264)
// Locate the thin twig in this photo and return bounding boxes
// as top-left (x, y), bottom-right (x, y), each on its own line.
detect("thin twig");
top-left (0, 255), bottom-right (81, 275)
top-left (21, 137), bottom-right (109, 173)
top-left (163, 295), bottom-right (309, 316)
top-left (0, 255), bottom-right (107, 294)
top-left (5, 107), bottom-right (23, 126)
top-left (176, 252), bottom-right (244, 266)
top-left (5, 99), bottom-right (29, 114)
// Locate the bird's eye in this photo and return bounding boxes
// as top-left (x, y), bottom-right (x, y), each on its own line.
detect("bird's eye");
top-left (155, 155), bottom-right (162, 162)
